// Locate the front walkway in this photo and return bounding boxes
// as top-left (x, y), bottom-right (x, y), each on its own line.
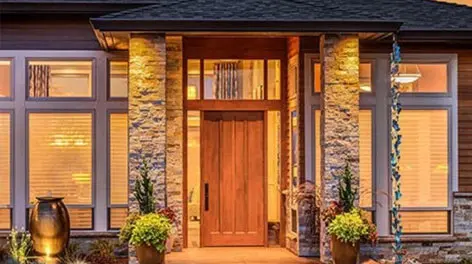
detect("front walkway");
top-left (166, 247), bottom-right (318, 264)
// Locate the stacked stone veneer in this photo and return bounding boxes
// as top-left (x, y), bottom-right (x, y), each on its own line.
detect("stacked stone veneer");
top-left (319, 34), bottom-right (360, 263)
top-left (128, 34), bottom-right (184, 263)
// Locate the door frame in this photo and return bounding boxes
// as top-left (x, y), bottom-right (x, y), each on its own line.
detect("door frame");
top-left (182, 36), bottom-right (288, 248)
top-left (199, 110), bottom-right (268, 247)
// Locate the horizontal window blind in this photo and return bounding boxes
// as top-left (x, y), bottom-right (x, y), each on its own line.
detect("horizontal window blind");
top-left (397, 211), bottom-right (449, 233)
top-left (0, 113), bottom-right (10, 208)
top-left (0, 209), bottom-right (10, 230)
top-left (109, 208), bottom-right (128, 230)
top-left (399, 110), bottom-right (448, 208)
top-left (109, 113), bottom-right (128, 205)
top-left (29, 113), bottom-right (93, 206)
top-left (109, 113), bottom-right (128, 229)
top-left (315, 110), bottom-right (373, 208)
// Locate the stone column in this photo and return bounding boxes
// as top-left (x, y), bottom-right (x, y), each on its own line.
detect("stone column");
top-left (319, 34), bottom-right (360, 263)
top-left (128, 33), bottom-right (166, 264)
top-left (165, 36), bottom-right (184, 251)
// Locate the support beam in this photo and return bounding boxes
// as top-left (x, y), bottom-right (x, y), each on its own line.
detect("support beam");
top-left (319, 33), bottom-right (360, 263)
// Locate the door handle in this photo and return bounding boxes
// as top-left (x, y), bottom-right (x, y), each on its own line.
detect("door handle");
top-left (204, 183), bottom-right (209, 211)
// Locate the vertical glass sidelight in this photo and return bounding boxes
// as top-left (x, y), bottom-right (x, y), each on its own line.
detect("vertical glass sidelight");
top-left (187, 60), bottom-right (201, 100)
top-left (28, 61), bottom-right (93, 98)
top-left (268, 60), bottom-right (281, 100)
top-left (0, 60), bottom-right (11, 98)
top-left (187, 111), bottom-right (201, 247)
top-left (28, 113), bottom-right (93, 229)
top-left (109, 113), bottom-right (128, 229)
top-left (0, 113), bottom-right (11, 229)
top-left (109, 61), bottom-right (128, 98)
top-left (203, 60), bottom-right (264, 100)
top-left (267, 111), bottom-right (281, 243)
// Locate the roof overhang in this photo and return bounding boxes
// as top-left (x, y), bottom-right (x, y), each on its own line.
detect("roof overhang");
top-left (90, 19), bottom-right (403, 33)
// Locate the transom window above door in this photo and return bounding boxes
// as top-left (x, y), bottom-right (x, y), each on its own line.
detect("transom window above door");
top-left (187, 59), bottom-right (281, 100)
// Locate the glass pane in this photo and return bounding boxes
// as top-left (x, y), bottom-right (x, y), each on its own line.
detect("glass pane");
top-left (315, 110), bottom-right (372, 207)
top-left (109, 208), bottom-right (128, 229)
top-left (399, 110), bottom-right (448, 207)
top-left (69, 208), bottom-right (93, 229)
top-left (204, 60), bottom-right (264, 99)
top-left (29, 113), bottom-right (92, 205)
top-left (359, 111), bottom-right (372, 208)
top-left (268, 60), bottom-right (281, 100)
top-left (0, 209), bottom-right (10, 230)
top-left (267, 111), bottom-right (281, 223)
top-left (109, 61), bottom-right (128, 98)
top-left (314, 63), bottom-right (371, 93)
top-left (397, 64), bottom-right (447, 93)
top-left (28, 61), bottom-right (92, 98)
top-left (110, 113), bottom-right (128, 205)
top-left (291, 111), bottom-right (298, 188)
top-left (398, 211), bottom-right (448, 233)
top-left (0, 60), bottom-right (11, 97)
top-left (0, 113), bottom-right (10, 206)
top-left (187, 60), bottom-right (200, 100)
top-left (187, 111), bottom-right (200, 247)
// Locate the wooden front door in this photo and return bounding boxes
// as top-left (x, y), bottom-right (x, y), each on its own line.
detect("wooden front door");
top-left (201, 111), bottom-right (265, 247)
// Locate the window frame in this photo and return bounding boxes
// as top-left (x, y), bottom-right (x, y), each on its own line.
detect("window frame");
top-left (0, 110), bottom-right (14, 230)
top-left (26, 109), bottom-right (96, 230)
top-left (106, 110), bottom-right (129, 230)
top-left (0, 58), bottom-right (14, 101)
top-left (25, 57), bottom-right (96, 101)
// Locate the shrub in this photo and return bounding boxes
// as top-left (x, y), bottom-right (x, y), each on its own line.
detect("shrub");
top-left (8, 228), bottom-right (32, 264)
top-left (134, 158), bottom-right (155, 215)
top-left (338, 163), bottom-right (357, 212)
top-left (59, 242), bottom-right (85, 264)
top-left (85, 240), bottom-right (119, 264)
top-left (327, 209), bottom-right (369, 246)
top-left (129, 214), bottom-right (171, 253)
top-left (119, 213), bottom-right (140, 244)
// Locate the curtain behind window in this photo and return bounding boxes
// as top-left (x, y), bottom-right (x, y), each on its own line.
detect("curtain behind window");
top-left (29, 65), bottom-right (51, 97)
top-left (213, 62), bottom-right (241, 99)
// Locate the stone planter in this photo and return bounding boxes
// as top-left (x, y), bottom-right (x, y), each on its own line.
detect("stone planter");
top-left (136, 245), bottom-right (165, 264)
top-left (29, 197), bottom-right (70, 257)
top-left (331, 235), bottom-right (359, 264)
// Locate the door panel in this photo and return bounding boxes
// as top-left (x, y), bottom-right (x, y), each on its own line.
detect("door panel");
top-left (202, 111), bottom-right (265, 246)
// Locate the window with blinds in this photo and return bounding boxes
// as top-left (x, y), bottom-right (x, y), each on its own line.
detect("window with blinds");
top-left (397, 110), bottom-right (449, 233)
top-left (315, 110), bottom-right (373, 210)
top-left (0, 113), bottom-right (11, 229)
top-left (109, 61), bottom-right (128, 99)
top-left (109, 113), bottom-right (128, 229)
top-left (0, 60), bottom-right (11, 98)
top-left (29, 113), bottom-right (93, 229)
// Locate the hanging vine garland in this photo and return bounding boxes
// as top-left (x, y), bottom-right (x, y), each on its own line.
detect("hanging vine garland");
top-left (390, 34), bottom-right (403, 264)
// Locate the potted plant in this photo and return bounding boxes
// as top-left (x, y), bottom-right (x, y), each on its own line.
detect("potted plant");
top-left (322, 163), bottom-right (378, 264)
top-left (119, 156), bottom-right (173, 264)
top-left (129, 214), bottom-right (171, 264)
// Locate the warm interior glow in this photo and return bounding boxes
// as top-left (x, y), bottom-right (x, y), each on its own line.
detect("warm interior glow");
top-left (28, 61), bottom-right (92, 98)
top-left (398, 211), bottom-right (449, 233)
top-left (398, 64), bottom-right (447, 92)
top-left (187, 111), bottom-right (201, 247)
top-left (187, 60), bottom-right (201, 100)
top-left (267, 111), bottom-right (281, 222)
top-left (109, 113), bottom-right (128, 228)
top-left (109, 61), bottom-right (128, 98)
top-left (29, 113), bottom-right (92, 228)
top-left (0, 60), bottom-right (11, 97)
top-left (0, 113), bottom-right (10, 229)
top-left (268, 60), bottom-right (281, 100)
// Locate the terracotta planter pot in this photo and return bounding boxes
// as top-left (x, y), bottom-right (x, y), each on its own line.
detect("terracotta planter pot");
top-left (29, 197), bottom-right (70, 257)
top-left (136, 245), bottom-right (165, 264)
top-left (330, 236), bottom-right (359, 264)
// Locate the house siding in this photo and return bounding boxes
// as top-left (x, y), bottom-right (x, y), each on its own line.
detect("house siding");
top-left (0, 15), bottom-right (101, 50)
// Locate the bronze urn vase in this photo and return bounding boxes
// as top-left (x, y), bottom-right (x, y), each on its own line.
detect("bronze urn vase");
top-left (29, 197), bottom-right (70, 257)
top-left (331, 235), bottom-right (359, 264)
top-left (136, 245), bottom-right (165, 264)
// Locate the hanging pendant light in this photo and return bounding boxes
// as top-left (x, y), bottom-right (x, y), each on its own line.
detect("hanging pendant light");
top-left (393, 64), bottom-right (421, 84)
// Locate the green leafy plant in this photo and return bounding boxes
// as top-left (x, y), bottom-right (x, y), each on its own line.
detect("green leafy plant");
top-left (327, 209), bottom-right (370, 246)
top-left (85, 239), bottom-right (119, 264)
top-left (129, 213), bottom-right (171, 253)
top-left (338, 163), bottom-right (357, 212)
top-left (119, 213), bottom-right (140, 244)
top-left (8, 228), bottom-right (33, 264)
top-left (134, 158), bottom-right (156, 214)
